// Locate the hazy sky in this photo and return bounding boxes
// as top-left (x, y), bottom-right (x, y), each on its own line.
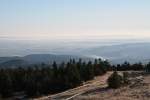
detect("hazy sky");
top-left (0, 0), bottom-right (150, 40)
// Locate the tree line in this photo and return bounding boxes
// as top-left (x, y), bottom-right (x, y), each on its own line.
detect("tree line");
top-left (0, 59), bottom-right (110, 98)
top-left (0, 59), bottom-right (150, 98)
top-left (111, 61), bottom-right (149, 71)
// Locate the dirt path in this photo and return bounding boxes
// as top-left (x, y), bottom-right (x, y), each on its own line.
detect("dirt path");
top-left (75, 72), bottom-right (150, 100)
top-left (34, 72), bottom-right (112, 100)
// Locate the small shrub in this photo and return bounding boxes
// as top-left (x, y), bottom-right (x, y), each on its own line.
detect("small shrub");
top-left (107, 71), bottom-right (123, 89)
top-left (123, 72), bottom-right (130, 84)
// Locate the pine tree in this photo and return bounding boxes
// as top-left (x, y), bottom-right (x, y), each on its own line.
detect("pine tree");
top-left (85, 61), bottom-right (94, 81)
top-left (107, 71), bottom-right (123, 89)
top-left (0, 71), bottom-right (13, 97)
top-left (65, 62), bottom-right (81, 88)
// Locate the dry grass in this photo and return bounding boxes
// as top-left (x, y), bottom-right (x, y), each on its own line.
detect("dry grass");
top-left (74, 72), bottom-right (150, 100)
top-left (35, 72), bottom-right (112, 100)
top-left (35, 71), bottom-right (150, 100)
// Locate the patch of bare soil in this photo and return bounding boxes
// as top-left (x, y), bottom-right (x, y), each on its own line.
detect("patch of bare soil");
top-left (74, 72), bottom-right (150, 100)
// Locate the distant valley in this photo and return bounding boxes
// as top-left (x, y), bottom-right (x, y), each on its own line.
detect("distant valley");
top-left (82, 42), bottom-right (150, 64)
top-left (1, 42), bottom-right (150, 67)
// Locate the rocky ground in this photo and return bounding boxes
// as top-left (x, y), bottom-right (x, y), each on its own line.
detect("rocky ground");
top-left (74, 72), bottom-right (150, 100)
top-left (35, 71), bottom-right (150, 100)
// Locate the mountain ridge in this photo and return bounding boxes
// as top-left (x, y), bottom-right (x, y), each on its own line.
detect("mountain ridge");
top-left (0, 54), bottom-right (93, 68)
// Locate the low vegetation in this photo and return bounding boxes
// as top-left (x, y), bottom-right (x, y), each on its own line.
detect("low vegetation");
top-left (107, 71), bottom-right (136, 89)
top-left (0, 59), bottom-right (150, 99)
top-left (0, 59), bottom-right (109, 98)
top-left (107, 71), bottom-right (123, 89)
top-left (123, 72), bottom-right (130, 84)
top-left (75, 71), bottom-right (150, 100)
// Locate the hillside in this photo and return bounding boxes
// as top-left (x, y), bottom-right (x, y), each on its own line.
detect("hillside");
top-left (35, 71), bottom-right (150, 100)
top-left (0, 54), bottom-right (93, 67)
top-left (35, 72), bottom-right (112, 100)
top-left (82, 43), bottom-right (150, 64)
top-left (74, 72), bottom-right (150, 100)
top-left (1, 43), bottom-right (150, 66)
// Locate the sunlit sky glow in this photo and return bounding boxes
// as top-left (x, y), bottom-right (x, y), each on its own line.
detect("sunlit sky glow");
top-left (0, 0), bottom-right (150, 40)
